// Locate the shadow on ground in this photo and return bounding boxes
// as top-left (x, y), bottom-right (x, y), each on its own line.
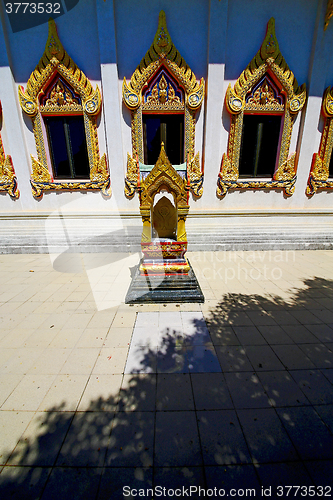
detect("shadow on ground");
top-left (1, 277), bottom-right (333, 499)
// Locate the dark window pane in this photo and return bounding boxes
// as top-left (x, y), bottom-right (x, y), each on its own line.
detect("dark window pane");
top-left (45, 116), bottom-right (71, 178)
top-left (143, 114), bottom-right (184, 165)
top-left (239, 114), bottom-right (282, 178)
top-left (44, 115), bottom-right (89, 179)
top-left (67, 116), bottom-right (90, 178)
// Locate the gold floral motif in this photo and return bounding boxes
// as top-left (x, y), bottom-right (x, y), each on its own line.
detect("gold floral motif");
top-left (188, 152), bottom-right (203, 197)
top-left (307, 86), bottom-right (333, 195)
top-left (143, 74), bottom-right (184, 111)
top-left (123, 11), bottom-right (204, 198)
top-left (0, 129), bottom-right (19, 199)
top-left (245, 79), bottom-right (284, 112)
top-left (19, 19), bottom-right (109, 199)
top-left (218, 18), bottom-right (306, 198)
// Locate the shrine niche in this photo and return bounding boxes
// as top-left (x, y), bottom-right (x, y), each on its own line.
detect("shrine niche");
top-left (217, 18), bottom-right (306, 197)
top-left (18, 19), bottom-right (110, 198)
top-left (307, 86), bottom-right (333, 196)
top-left (0, 102), bottom-right (19, 199)
top-left (125, 144), bottom-right (203, 303)
top-left (123, 10), bottom-right (205, 200)
top-left (123, 11), bottom-right (204, 303)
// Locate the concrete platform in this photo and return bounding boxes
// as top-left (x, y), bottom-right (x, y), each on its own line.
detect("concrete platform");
top-left (0, 250), bottom-right (332, 498)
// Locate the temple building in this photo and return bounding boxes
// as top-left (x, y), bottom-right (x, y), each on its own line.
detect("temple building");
top-left (0, 0), bottom-right (333, 253)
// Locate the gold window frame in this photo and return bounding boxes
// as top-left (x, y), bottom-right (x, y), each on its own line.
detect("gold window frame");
top-left (19, 19), bottom-right (110, 198)
top-left (122, 10), bottom-right (205, 199)
top-left (307, 86), bottom-right (333, 195)
top-left (217, 18), bottom-right (306, 198)
top-left (0, 102), bottom-right (19, 199)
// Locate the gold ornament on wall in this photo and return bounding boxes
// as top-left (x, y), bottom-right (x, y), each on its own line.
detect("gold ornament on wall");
top-left (307, 86), bottom-right (333, 195)
top-left (18, 19), bottom-right (110, 198)
top-left (0, 103), bottom-right (19, 199)
top-left (217, 18), bottom-right (306, 197)
top-left (122, 10), bottom-right (204, 199)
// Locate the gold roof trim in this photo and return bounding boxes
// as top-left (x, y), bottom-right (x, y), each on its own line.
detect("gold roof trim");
top-left (226, 18), bottom-right (306, 115)
top-left (19, 19), bottom-right (101, 116)
top-left (123, 10), bottom-right (203, 104)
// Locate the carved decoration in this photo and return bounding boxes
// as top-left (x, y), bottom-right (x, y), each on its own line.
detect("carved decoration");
top-left (143, 72), bottom-right (184, 111)
top-left (0, 105), bottom-right (19, 199)
top-left (123, 10), bottom-right (204, 198)
top-left (307, 86), bottom-right (333, 195)
top-left (325, 0), bottom-right (333, 30)
top-left (18, 19), bottom-right (110, 198)
top-left (139, 143), bottom-right (189, 242)
top-left (217, 18), bottom-right (306, 197)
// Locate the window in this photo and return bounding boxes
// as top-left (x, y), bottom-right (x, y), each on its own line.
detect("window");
top-left (143, 114), bottom-right (184, 165)
top-left (217, 18), bottom-right (306, 197)
top-left (45, 116), bottom-right (90, 179)
top-left (239, 114), bottom-right (282, 178)
top-left (122, 10), bottom-right (204, 199)
top-left (18, 19), bottom-right (110, 198)
top-left (307, 86), bottom-right (333, 195)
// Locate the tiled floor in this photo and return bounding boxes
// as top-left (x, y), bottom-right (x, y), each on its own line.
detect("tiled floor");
top-left (0, 250), bottom-right (333, 498)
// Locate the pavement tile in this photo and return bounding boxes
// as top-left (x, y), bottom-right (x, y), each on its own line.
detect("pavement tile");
top-left (78, 374), bottom-right (122, 411)
top-left (233, 326), bottom-right (267, 345)
top-left (303, 461), bottom-right (333, 487)
top-left (277, 406), bottom-right (333, 460)
top-left (41, 467), bottom-right (102, 500)
top-left (0, 466), bottom-right (51, 500)
top-left (305, 324), bottom-right (333, 342)
top-left (155, 411), bottom-right (201, 467)
top-left (118, 374), bottom-right (156, 411)
top-left (205, 464), bottom-right (261, 494)
top-left (191, 372), bottom-right (233, 410)
top-left (28, 348), bottom-right (71, 375)
top-left (258, 370), bottom-right (310, 407)
top-left (215, 345), bottom-right (253, 372)
top-left (0, 373), bottom-right (23, 407)
top-left (1, 374), bottom-right (56, 411)
top-left (271, 344), bottom-right (316, 370)
top-left (154, 466), bottom-right (205, 493)
top-left (298, 343), bottom-right (333, 369)
top-left (97, 467), bottom-right (153, 500)
top-left (0, 411), bottom-right (34, 464)
top-left (7, 411), bottom-right (74, 466)
top-left (245, 345), bottom-right (285, 371)
top-left (322, 368), bottom-right (333, 384)
top-left (156, 373), bottom-right (194, 411)
top-left (38, 374), bottom-right (88, 411)
top-left (256, 462), bottom-right (315, 493)
top-left (197, 409), bottom-right (251, 466)
top-left (106, 411), bottom-right (154, 467)
top-left (60, 348), bottom-right (100, 375)
top-left (57, 411), bottom-right (114, 466)
top-left (257, 325), bottom-right (294, 344)
top-left (237, 408), bottom-right (298, 464)
top-left (225, 372), bottom-right (270, 408)
top-left (314, 404), bottom-right (333, 434)
top-left (282, 324), bottom-right (320, 343)
top-left (103, 327), bottom-right (132, 348)
top-left (290, 369), bottom-right (333, 405)
top-left (208, 326), bottom-right (240, 345)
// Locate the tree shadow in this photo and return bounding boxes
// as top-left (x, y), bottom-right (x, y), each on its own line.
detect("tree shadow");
top-left (1, 277), bottom-right (333, 498)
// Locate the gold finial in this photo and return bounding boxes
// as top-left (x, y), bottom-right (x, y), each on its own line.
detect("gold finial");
top-left (260, 18), bottom-right (279, 61)
top-left (153, 11), bottom-right (172, 55)
top-left (45, 18), bottom-right (64, 61)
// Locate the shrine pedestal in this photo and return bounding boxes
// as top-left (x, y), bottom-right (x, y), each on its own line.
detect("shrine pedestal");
top-left (125, 259), bottom-right (204, 304)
